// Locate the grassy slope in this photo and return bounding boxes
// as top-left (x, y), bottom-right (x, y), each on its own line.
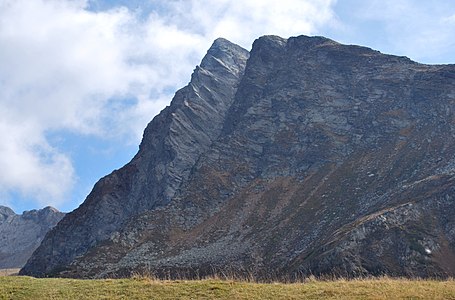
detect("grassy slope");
top-left (1, 277), bottom-right (455, 299)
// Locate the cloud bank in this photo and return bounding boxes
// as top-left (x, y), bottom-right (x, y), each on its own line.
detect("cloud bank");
top-left (0, 0), bottom-right (336, 209)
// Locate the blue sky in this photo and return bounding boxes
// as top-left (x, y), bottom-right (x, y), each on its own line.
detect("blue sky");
top-left (1, 0), bottom-right (455, 213)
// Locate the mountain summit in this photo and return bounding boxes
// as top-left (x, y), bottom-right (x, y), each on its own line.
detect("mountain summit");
top-left (22, 35), bottom-right (455, 279)
top-left (0, 206), bottom-right (64, 269)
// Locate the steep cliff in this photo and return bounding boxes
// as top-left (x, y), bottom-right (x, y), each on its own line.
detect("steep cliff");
top-left (0, 206), bottom-right (64, 268)
top-left (22, 35), bottom-right (455, 279)
top-left (21, 38), bottom-right (249, 276)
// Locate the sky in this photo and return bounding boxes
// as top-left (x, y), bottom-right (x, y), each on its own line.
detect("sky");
top-left (1, 0), bottom-right (455, 214)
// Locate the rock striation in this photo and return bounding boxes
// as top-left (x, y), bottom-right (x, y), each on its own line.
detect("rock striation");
top-left (0, 206), bottom-right (65, 268)
top-left (22, 35), bottom-right (455, 279)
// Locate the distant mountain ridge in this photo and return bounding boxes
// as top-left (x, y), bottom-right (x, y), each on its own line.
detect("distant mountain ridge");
top-left (0, 205), bottom-right (65, 268)
top-left (22, 35), bottom-right (455, 279)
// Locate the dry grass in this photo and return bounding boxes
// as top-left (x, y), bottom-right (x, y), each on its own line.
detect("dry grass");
top-left (0, 269), bottom-right (20, 277)
top-left (0, 276), bottom-right (455, 299)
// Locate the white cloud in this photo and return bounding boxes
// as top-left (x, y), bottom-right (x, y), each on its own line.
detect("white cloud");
top-left (0, 0), bottom-right (336, 209)
top-left (444, 14), bottom-right (455, 24)
top-left (160, 0), bottom-right (336, 47)
top-left (0, 119), bottom-right (74, 208)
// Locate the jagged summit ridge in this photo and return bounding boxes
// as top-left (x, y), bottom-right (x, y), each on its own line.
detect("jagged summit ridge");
top-left (0, 206), bottom-right (15, 221)
top-left (0, 206), bottom-right (64, 269)
top-left (22, 35), bottom-right (455, 279)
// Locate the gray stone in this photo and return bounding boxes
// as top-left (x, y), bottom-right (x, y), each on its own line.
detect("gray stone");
top-left (22, 35), bottom-right (455, 279)
top-left (0, 206), bottom-right (64, 268)
top-left (21, 38), bottom-right (249, 276)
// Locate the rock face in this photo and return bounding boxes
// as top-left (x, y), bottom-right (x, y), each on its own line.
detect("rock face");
top-left (21, 35), bottom-right (455, 279)
top-left (0, 206), bottom-right (65, 268)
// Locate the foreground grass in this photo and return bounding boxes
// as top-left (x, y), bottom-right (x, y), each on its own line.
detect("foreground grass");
top-left (1, 276), bottom-right (455, 299)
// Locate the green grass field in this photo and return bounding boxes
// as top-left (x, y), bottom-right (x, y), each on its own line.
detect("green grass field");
top-left (1, 276), bottom-right (455, 299)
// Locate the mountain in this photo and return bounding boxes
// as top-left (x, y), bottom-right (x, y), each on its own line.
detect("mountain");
top-left (0, 206), bottom-right (65, 269)
top-left (21, 35), bottom-right (455, 279)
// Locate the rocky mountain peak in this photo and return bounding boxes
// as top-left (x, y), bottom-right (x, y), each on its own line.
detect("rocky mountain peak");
top-left (42, 206), bottom-right (59, 213)
top-left (20, 38), bottom-right (250, 277)
top-left (253, 35), bottom-right (287, 47)
top-left (198, 38), bottom-right (249, 80)
top-left (287, 34), bottom-right (338, 47)
top-left (0, 205), bottom-right (64, 269)
top-left (0, 206), bottom-right (15, 221)
top-left (21, 35), bottom-right (455, 279)
top-left (205, 37), bottom-right (246, 57)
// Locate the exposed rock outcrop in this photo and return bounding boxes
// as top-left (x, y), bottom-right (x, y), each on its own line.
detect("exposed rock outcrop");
top-left (0, 206), bottom-right (64, 268)
top-left (22, 35), bottom-right (455, 279)
top-left (21, 38), bottom-right (249, 276)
